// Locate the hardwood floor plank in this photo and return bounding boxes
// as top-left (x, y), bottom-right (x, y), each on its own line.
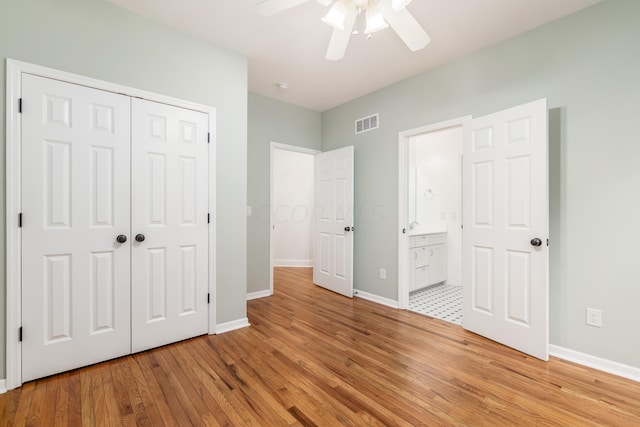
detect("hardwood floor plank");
top-left (110, 357), bottom-right (153, 427)
top-left (52, 373), bottom-right (69, 427)
top-left (24, 377), bottom-right (47, 427)
top-left (171, 341), bottom-right (236, 427)
top-left (190, 339), bottom-right (266, 426)
top-left (127, 353), bottom-right (170, 427)
top-left (100, 362), bottom-right (125, 426)
top-left (0, 384), bottom-right (23, 427)
top-left (211, 334), bottom-right (304, 426)
top-left (138, 351), bottom-right (191, 427)
top-left (2, 267), bottom-right (640, 426)
top-left (89, 365), bottom-right (109, 427)
top-left (224, 330), bottom-right (364, 426)
top-left (152, 343), bottom-right (217, 426)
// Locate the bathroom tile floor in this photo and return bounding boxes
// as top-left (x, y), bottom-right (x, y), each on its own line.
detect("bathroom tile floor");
top-left (409, 283), bottom-right (463, 325)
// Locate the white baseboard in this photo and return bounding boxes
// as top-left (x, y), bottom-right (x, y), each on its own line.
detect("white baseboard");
top-left (216, 317), bottom-right (250, 334)
top-left (549, 344), bottom-right (640, 383)
top-left (247, 289), bottom-right (272, 301)
top-left (0, 379), bottom-right (6, 394)
top-left (354, 289), bottom-right (399, 309)
top-left (273, 259), bottom-right (313, 267)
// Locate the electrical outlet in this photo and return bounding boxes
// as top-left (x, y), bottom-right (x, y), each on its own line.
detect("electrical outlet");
top-left (379, 268), bottom-right (386, 280)
top-left (586, 308), bottom-right (602, 327)
top-left (246, 206), bottom-right (252, 216)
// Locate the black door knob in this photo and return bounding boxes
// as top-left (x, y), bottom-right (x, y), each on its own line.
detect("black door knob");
top-left (116, 235), bottom-right (127, 244)
top-left (530, 238), bottom-right (542, 247)
top-left (344, 226), bottom-right (351, 232)
top-left (135, 234), bottom-right (146, 243)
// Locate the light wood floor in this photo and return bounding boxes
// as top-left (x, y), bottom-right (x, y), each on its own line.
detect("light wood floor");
top-left (2, 267), bottom-right (639, 426)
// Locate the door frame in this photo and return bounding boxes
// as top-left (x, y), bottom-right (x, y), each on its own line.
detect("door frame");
top-left (5, 59), bottom-right (217, 389)
top-left (397, 116), bottom-right (471, 309)
top-left (269, 142), bottom-right (320, 295)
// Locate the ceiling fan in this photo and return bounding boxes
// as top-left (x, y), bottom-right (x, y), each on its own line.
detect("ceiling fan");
top-left (256, 0), bottom-right (431, 61)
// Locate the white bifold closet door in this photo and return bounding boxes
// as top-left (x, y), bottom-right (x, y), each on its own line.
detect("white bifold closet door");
top-left (21, 75), bottom-right (210, 382)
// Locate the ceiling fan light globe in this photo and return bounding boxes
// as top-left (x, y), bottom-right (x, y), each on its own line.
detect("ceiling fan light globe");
top-left (391, 0), bottom-right (412, 11)
top-left (364, 6), bottom-right (388, 33)
top-left (321, 1), bottom-right (349, 30)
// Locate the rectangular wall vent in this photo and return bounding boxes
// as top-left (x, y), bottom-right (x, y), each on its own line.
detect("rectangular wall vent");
top-left (355, 113), bottom-right (379, 134)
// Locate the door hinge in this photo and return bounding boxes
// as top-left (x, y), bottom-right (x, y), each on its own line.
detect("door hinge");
top-left (19, 327), bottom-right (22, 342)
top-left (207, 133), bottom-right (210, 143)
top-left (208, 213), bottom-right (210, 224)
top-left (207, 293), bottom-right (210, 304)
top-left (18, 213), bottom-right (22, 228)
top-left (18, 98), bottom-right (23, 113)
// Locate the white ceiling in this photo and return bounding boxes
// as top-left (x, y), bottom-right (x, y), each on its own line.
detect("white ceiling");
top-left (106, 0), bottom-right (600, 112)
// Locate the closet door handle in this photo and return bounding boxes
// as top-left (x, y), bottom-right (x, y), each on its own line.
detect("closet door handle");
top-left (135, 233), bottom-right (146, 243)
top-left (530, 238), bottom-right (542, 247)
top-left (116, 235), bottom-right (127, 244)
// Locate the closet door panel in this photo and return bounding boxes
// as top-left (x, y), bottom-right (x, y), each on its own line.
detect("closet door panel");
top-left (21, 74), bottom-right (131, 382)
top-left (131, 98), bottom-right (209, 353)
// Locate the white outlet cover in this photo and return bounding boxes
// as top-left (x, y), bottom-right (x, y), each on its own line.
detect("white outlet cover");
top-left (586, 308), bottom-right (602, 327)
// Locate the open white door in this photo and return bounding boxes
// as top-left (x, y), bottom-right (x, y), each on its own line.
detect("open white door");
top-left (313, 146), bottom-right (354, 297)
top-left (463, 99), bottom-right (549, 361)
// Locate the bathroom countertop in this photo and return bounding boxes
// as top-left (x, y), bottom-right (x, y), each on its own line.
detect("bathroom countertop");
top-left (409, 230), bottom-right (447, 237)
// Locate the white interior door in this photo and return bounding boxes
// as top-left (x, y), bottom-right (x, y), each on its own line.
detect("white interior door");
top-left (463, 99), bottom-right (549, 360)
top-left (21, 74), bottom-right (132, 381)
top-left (131, 98), bottom-right (209, 353)
top-left (313, 146), bottom-right (354, 297)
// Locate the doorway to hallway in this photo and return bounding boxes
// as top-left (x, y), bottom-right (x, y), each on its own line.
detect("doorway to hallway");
top-left (269, 143), bottom-right (319, 294)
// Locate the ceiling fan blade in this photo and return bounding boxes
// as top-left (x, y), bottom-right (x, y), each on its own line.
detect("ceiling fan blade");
top-left (381, 1), bottom-right (430, 51)
top-left (256, 0), bottom-right (310, 16)
top-left (325, 7), bottom-right (357, 61)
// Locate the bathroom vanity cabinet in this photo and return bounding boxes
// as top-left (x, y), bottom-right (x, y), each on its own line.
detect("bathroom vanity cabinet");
top-left (409, 232), bottom-right (447, 292)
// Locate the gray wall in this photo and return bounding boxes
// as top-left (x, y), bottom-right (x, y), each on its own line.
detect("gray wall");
top-left (247, 93), bottom-right (322, 294)
top-left (0, 0), bottom-right (248, 378)
top-left (321, 0), bottom-right (640, 368)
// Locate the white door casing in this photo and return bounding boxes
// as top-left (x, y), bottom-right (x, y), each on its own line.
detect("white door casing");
top-left (463, 99), bottom-right (549, 361)
top-left (21, 74), bottom-right (132, 381)
top-left (313, 146), bottom-right (354, 297)
top-left (131, 98), bottom-right (210, 353)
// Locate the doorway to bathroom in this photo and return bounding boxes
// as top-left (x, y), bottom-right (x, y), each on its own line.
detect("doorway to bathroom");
top-left (402, 121), bottom-right (465, 325)
top-left (409, 126), bottom-right (463, 324)
top-left (398, 100), bottom-right (549, 360)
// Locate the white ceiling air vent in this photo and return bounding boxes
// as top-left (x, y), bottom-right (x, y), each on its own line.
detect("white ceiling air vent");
top-left (355, 113), bottom-right (379, 134)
